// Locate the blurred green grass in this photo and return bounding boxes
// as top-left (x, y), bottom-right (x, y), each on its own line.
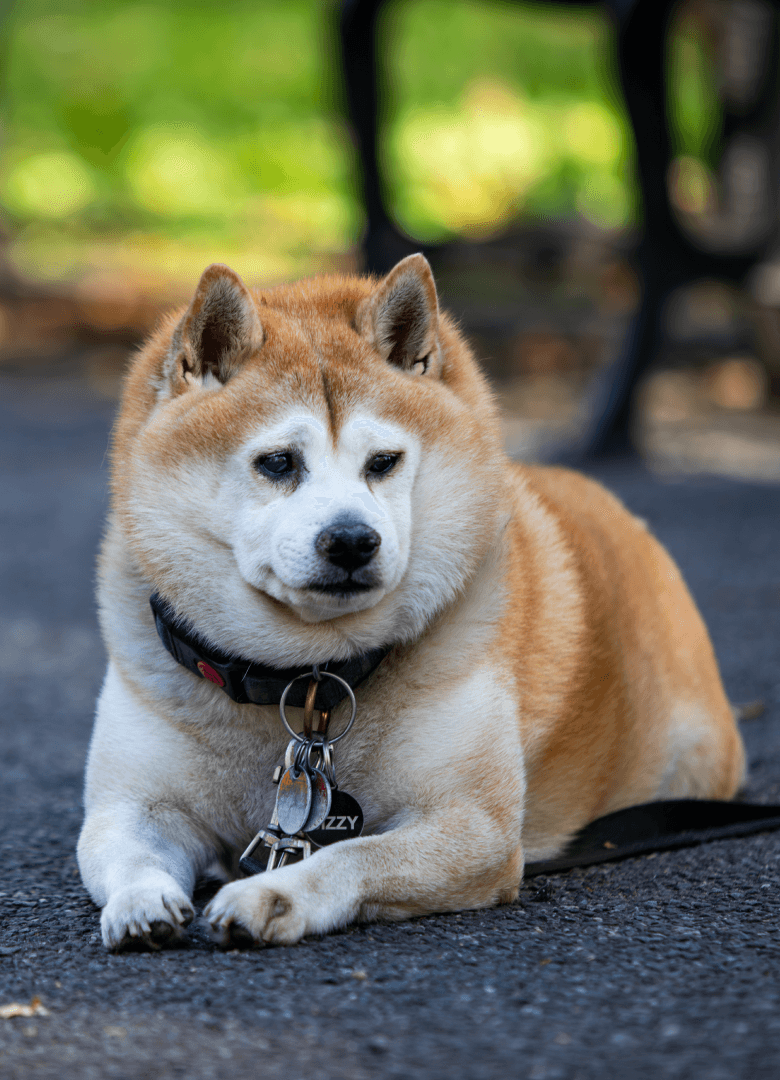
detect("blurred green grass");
top-left (0, 0), bottom-right (715, 292)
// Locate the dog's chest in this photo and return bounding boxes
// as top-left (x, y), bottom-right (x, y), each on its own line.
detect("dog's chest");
top-left (176, 706), bottom-right (397, 847)
top-left (171, 710), bottom-right (286, 834)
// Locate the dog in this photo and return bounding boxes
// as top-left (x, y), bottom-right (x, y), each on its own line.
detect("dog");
top-left (77, 255), bottom-right (745, 950)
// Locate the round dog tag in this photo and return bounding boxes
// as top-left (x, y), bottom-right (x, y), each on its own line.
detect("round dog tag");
top-left (306, 789), bottom-right (363, 847)
top-left (303, 769), bottom-right (332, 832)
top-left (275, 767), bottom-right (312, 835)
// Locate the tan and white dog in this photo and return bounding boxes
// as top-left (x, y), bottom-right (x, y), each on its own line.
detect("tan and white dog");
top-left (77, 255), bottom-right (745, 950)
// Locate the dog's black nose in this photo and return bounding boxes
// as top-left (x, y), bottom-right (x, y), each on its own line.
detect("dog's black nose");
top-left (315, 523), bottom-right (381, 572)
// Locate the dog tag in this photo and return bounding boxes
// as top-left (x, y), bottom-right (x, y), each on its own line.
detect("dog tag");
top-left (275, 767), bottom-right (312, 835)
top-left (303, 769), bottom-right (332, 832)
top-left (306, 788), bottom-right (363, 847)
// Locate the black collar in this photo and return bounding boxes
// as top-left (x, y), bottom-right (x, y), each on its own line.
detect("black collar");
top-left (150, 592), bottom-right (392, 710)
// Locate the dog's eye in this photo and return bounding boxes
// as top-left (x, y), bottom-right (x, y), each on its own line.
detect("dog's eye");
top-left (367, 453), bottom-right (401, 477)
top-left (255, 452), bottom-right (295, 479)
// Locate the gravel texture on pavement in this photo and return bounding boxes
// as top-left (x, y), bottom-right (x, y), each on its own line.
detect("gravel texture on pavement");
top-left (1, 368), bottom-right (779, 1080)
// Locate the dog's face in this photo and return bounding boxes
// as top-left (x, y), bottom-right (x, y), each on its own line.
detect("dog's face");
top-left (113, 256), bottom-right (506, 665)
top-left (227, 405), bottom-right (416, 623)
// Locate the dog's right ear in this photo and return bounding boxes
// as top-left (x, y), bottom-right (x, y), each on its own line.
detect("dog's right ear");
top-left (166, 264), bottom-right (264, 390)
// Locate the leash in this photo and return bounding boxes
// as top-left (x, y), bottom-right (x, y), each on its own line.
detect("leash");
top-left (150, 593), bottom-right (780, 874)
top-left (525, 798), bottom-right (780, 877)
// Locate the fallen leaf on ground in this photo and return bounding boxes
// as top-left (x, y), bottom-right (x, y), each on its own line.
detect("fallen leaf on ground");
top-left (0, 997), bottom-right (50, 1019)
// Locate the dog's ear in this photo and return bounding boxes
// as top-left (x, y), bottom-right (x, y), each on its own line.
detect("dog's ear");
top-left (169, 264), bottom-right (263, 387)
top-left (356, 253), bottom-right (441, 375)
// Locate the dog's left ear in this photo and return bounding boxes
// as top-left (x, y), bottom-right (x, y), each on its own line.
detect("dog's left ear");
top-left (356, 253), bottom-right (441, 376)
top-left (169, 263), bottom-right (264, 387)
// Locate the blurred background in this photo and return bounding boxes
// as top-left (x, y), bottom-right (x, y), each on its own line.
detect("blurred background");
top-left (1, 0), bottom-right (779, 479)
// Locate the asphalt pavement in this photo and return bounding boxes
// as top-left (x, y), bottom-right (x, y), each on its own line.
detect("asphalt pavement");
top-left (1, 362), bottom-right (780, 1080)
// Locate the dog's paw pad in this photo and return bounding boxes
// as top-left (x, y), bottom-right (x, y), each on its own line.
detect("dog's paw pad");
top-left (203, 914), bottom-right (259, 950)
top-left (114, 920), bottom-right (182, 952)
top-left (204, 877), bottom-right (310, 947)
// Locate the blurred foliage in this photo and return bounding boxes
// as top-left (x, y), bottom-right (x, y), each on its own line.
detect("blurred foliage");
top-left (386, 0), bottom-right (632, 239)
top-left (668, 3), bottom-right (721, 165)
top-left (0, 0), bottom-right (717, 289)
top-left (666, 2), bottom-right (722, 217)
top-left (1, 0), bottom-right (353, 287)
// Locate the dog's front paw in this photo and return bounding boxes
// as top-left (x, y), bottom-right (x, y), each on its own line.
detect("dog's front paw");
top-left (101, 878), bottom-right (195, 951)
top-left (204, 871), bottom-right (327, 947)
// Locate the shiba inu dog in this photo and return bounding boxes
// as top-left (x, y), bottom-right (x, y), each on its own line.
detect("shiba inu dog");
top-left (77, 255), bottom-right (745, 950)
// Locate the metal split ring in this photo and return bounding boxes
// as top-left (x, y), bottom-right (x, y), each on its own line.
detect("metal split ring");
top-left (291, 738), bottom-right (309, 777)
top-left (305, 739), bottom-right (336, 786)
top-left (279, 671), bottom-right (357, 744)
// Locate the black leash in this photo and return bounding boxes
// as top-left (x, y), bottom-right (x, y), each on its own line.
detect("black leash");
top-left (525, 798), bottom-right (780, 877)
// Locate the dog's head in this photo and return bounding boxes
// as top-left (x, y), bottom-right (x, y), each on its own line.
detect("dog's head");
top-left (111, 256), bottom-right (507, 665)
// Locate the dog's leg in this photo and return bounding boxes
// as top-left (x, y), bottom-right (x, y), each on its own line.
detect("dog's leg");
top-left (204, 803), bottom-right (525, 947)
top-left (78, 803), bottom-right (204, 950)
top-left (78, 665), bottom-right (214, 950)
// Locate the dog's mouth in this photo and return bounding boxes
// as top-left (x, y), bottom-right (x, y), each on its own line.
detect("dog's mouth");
top-left (246, 566), bottom-right (387, 623)
top-left (307, 578), bottom-right (377, 596)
